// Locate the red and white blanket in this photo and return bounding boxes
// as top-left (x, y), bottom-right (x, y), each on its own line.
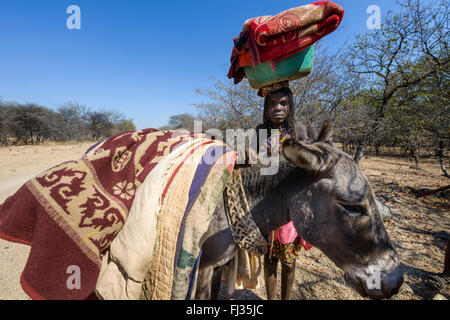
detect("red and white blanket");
top-left (0, 129), bottom-right (236, 299)
top-left (228, 1), bottom-right (344, 84)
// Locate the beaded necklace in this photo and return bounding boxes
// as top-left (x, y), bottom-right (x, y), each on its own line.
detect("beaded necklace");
top-left (265, 127), bottom-right (288, 150)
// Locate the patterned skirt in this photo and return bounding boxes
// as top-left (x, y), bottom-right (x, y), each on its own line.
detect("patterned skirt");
top-left (270, 240), bottom-right (300, 268)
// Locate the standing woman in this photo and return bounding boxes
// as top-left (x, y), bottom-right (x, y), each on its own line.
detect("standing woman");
top-left (255, 82), bottom-right (311, 300)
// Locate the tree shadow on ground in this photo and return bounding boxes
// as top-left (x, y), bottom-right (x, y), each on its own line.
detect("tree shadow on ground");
top-left (395, 223), bottom-right (449, 251)
top-left (293, 265), bottom-right (361, 300)
top-left (294, 277), bottom-right (348, 300)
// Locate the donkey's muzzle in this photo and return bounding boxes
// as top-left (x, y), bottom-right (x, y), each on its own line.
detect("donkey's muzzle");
top-left (380, 266), bottom-right (404, 299)
top-left (344, 263), bottom-right (404, 300)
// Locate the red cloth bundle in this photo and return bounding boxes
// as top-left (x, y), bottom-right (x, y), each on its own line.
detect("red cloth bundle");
top-left (228, 1), bottom-right (344, 84)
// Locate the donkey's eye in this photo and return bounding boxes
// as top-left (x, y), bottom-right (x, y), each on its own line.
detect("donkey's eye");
top-left (340, 204), bottom-right (365, 217)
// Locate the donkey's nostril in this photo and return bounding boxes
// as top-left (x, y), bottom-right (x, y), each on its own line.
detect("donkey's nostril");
top-left (390, 286), bottom-right (400, 297)
top-left (382, 271), bottom-right (404, 299)
top-left (385, 288), bottom-right (395, 299)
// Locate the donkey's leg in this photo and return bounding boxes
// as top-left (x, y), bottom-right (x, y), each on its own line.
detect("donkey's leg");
top-left (210, 265), bottom-right (224, 300)
top-left (264, 253), bottom-right (279, 300)
top-left (195, 201), bottom-right (237, 300)
top-left (195, 265), bottom-right (213, 300)
top-left (280, 260), bottom-right (296, 300)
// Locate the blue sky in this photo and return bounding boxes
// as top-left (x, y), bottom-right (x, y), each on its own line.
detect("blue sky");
top-left (0, 0), bottom-right (402, 130)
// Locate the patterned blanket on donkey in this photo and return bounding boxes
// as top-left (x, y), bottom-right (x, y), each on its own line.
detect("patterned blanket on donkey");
top-left (0, 129), bottom-right (236, 300)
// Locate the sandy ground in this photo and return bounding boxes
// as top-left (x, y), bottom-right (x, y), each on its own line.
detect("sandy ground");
top-left (0, 142), bottom-right (448, 300)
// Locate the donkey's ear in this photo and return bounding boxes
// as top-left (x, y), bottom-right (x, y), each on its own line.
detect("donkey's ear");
top-left (282, 138), bottom-right (336, 173)
top-left (316, 120), bottom-right (334, 145)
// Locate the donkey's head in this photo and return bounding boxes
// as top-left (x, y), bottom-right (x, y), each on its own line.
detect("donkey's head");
top-left (282, 123), bottom-right (403, 299)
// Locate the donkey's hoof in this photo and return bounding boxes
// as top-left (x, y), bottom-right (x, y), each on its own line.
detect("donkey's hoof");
top-left (426, 274), bottom-right (448, 291)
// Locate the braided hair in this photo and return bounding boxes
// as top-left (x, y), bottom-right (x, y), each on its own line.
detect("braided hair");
top-left (262, 87), bottom-right (296, 138)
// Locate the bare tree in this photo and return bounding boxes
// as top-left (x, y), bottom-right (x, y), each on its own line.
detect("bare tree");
top-left (193, 76), bottom-right (263, 131)
top-left (58, 102), bottom-right (90, 141)
top-left (167, 113), bottom-right (197, 131)
top-left (87, 111), bottom-right (114, 141)
top-left (291, 44), bottom-right (356, 125)
top-left (346, 0), bottom-right (449, 164)
top-left (0, 101), bottom-right (7, 144)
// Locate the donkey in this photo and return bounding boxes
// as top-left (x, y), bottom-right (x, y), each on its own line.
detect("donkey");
top-left (195, 123), bottom-right (404, 300)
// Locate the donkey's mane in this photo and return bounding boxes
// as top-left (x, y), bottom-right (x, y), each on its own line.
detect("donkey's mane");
top-left (239, 156), bottom-right (297, 196)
